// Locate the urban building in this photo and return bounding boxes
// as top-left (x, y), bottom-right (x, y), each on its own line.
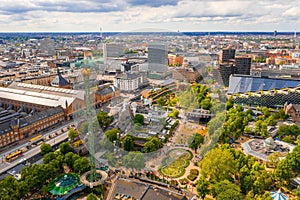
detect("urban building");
top-left (171, 67), bottom-right (201, 82)
top-left (4, 82), bottom-right (119, 119)
top-left (218, 63), bottom-right (235, 87)
top-left (0, 106), bottom-right (64, 148)
top-left (114, 72), bottom-right (148, 92)
top-left (235, 56), bottom-right (252, 75)
top-left (284, 103), bottom-right (300, 122)
top-left (103, 43), bottom-right (124, 61)
top-left (241, 138), bottom-right (295, 163)
top-left (51, 69), bottom-right (71, 89)
top-left (39, 38), bottom-right (55, 56)
top-left (109, 177), bottom-right (195, 200)
top-left (228, 75), bottom-right (300, 94)
top-left (168, 54), bottom-right (184, 66)
top-left (219, 48), bottom-right (235, 63)
top-left (218, 48), bottom-right (251, 86)
top-left (147, 43), bottom-right (168, 79)
top-left (187, 109), bottom-right (214, 123)
top-left (231, 85), bottom-right (300, 108)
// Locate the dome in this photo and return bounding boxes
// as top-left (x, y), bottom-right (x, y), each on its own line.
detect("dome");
top-left (265, 137), bottom-right (275, 146)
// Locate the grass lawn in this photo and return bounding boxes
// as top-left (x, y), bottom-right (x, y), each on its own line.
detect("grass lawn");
top-left (161, 166), bottom-right (184, 178)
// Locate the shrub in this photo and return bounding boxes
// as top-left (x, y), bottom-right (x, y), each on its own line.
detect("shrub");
top-left (187, 169), bottom-right (199, 181)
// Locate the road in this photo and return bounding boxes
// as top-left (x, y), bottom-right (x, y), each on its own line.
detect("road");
top-left (0, 131), bottom-right (69, 174)
top-left (0, 121), bottom-right (74, 158)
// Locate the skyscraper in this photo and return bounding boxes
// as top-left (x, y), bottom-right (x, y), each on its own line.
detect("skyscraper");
top-left (147, 43), bottom-right (168, 79)
top-left (218, 49), bottom-right (251, 86)
top-left (103, 43), bottom-right (124, 61)
top-left (235, 56), bottom-right (251, 75)
top-left (220, 48), bottom-right (235, 63)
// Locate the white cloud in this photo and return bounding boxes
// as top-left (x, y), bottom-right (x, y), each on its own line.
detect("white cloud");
top-left (0, 0), bottom-right (300, 32)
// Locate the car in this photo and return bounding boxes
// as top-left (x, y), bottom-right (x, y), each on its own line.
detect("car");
top-left (18, 158), bottom-right (27, 163)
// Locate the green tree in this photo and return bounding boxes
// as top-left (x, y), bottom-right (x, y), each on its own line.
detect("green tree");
top-left (123, 135), bottom-right (134, 151)
top-left (246, 191), bottom-right (272, 200)
top-left (196, 177), bottom-right (210, 199)
top-left (97, 111), bottom-right (113, 128)
top-left (188, 133), bottom-right (204, 153)
top-left (273, 108), bottom-right (289, 120)
top-left (168, 109), bottom-right (179, 118)
top-left (64, 152), bottom-right (80, 169)
top-left (68, 127), bottom-right (78, 140)
top-left (268, 152), bottom-right (282, 168)
top-left (250, 162), bottom-right (272, 194)
top-left (278, 125), bottom-right (300, 139)
top-left (244, 126), bottom-right (252, 134)
top-left (157, 97), bottom-right (165, 107)
top-left (133, 114), bottom-right (144, 125)
top-left (0, 176), bottom-right (22, 199)
top-left (144, 136), bottom-right (162, 153)
top-left (296, 186), bottom-right (300, 199)
top-left (226, 96), bottom-right (234, 110)
top-left (122, 151), bottom-right (145, 171)
top-left (178, 85), bottom-right (198, 110)
top-left (59, 142), bottom-right (72, 154)
top-left (41, 185), bottom-right (49, 196)
top-left (277, 145), bottom-right (300, 180)
top-left (212, 180), bottom-right (242, 200)
top-left (200, 147), bottom-right (237, 183)
top-left (87, 193), bottom-right (98, 200)
top-left (40, 142), bottom-right (52, 155)
top-left (201, 97), bottom-right (212, 110)
top-left (73, 157), bottom-right (90, 173)
top-left (105, 128), bottom-right (119, 142)
top-left (261, 107), bottom-right (271, 118)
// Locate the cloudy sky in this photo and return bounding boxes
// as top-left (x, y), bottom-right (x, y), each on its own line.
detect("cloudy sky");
top-left (0, 0), bottom-right (299, 32)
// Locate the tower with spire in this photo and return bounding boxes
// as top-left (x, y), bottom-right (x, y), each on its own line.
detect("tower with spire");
top-left (294, 30), bottom-right (299, 49)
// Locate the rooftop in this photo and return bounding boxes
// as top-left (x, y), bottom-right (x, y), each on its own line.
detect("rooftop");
top-left (228, 75), bottom-right (300, 94)
top-left (242, 138), bottom-right (295, 162)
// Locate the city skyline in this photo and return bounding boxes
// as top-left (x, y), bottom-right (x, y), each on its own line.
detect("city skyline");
top-left (0, 0), bottom-right (300, 32)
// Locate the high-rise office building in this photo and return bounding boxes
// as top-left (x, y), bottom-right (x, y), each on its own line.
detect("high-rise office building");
top-left (40, 38), bottom-right (55, 56)
top-left (218, 63), bottom-right (236, 87)
top-left (220, 48), bottom-right (235, 63)
top-left (147, 43), bottom-right (168, 78)
top-left (218, 48), bottom-right (251, 86)
top-left (103, 43), bottom-right (124, 60)
top-left (235, 56), bottom-right (251, 75)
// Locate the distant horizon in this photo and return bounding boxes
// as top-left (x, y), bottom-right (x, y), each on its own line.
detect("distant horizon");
top-left (0, 31), bottom-right (299, 34)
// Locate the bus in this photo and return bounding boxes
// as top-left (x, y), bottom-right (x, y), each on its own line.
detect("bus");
top-left (6, 150), bottom-right (23, 162)
top-left (29, 134), bottom-right (43, 143)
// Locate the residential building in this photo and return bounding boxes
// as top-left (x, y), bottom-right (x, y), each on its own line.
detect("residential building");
top-left (284, 103), bottom-right (300, 122)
